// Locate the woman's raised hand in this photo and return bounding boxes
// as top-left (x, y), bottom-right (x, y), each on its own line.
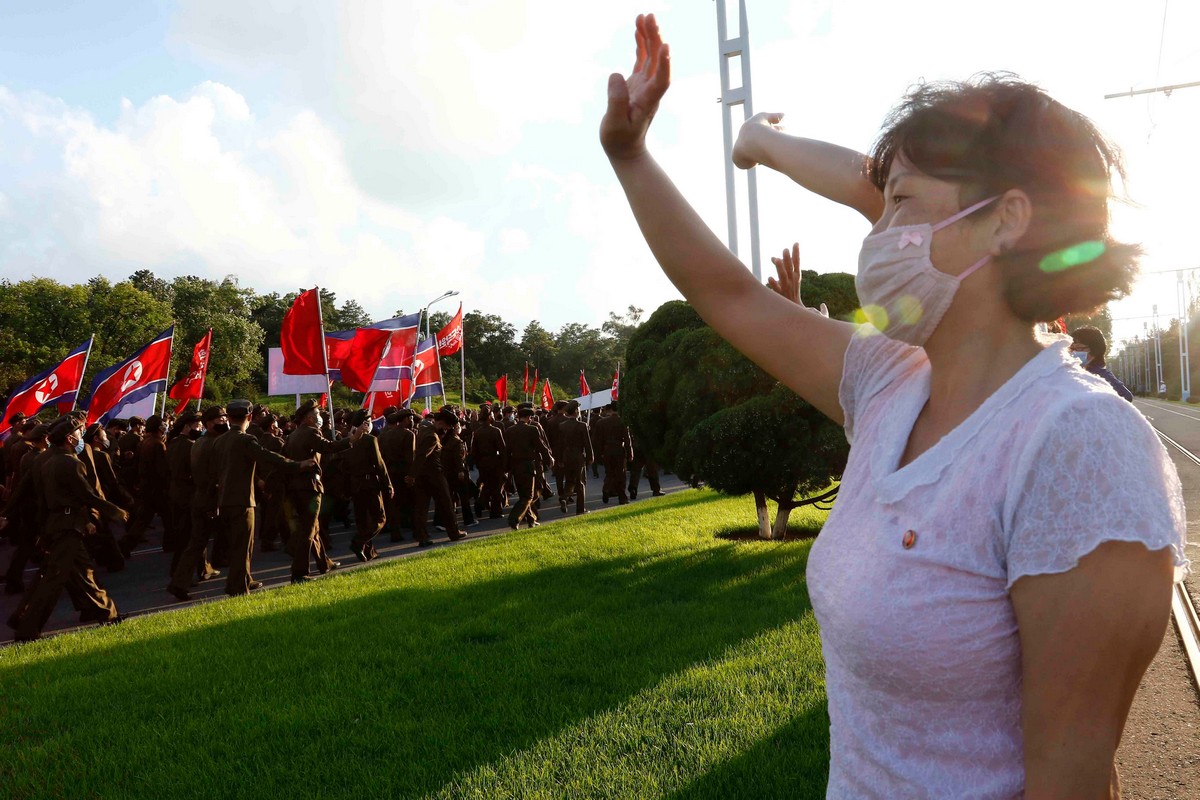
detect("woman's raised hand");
top-left (768, 243), bottom-right (828, 316)
top-left (600, 14), bottom-right (671, 161)
top-left (732, 112), bottom-right (786, 170)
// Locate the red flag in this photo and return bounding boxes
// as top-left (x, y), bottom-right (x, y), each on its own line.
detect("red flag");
top-left (281, 288), bottom-right (327, 375)
top-left (435, 304), bottom-right (463, 357)
top-left (318, 393), bottom-right (327, 409)
top-left (541, 379), bottom-right (554, 411)
top-left (168, 329), bottom-right (212, 412)
top-left (86, 327), bottom-right (174, 425)
top-left (495, 375), bottom-right (508, 405)
top-left (339, 328), bottom-right (392, 392)
top-left (0, 337), bottom-right (92, 438)
top-left (523, 362), bottom-right (530, 396)
top-left (579, 369), bottom-right (590, 396)
top-left (611, 365), bottom-right (620, 401)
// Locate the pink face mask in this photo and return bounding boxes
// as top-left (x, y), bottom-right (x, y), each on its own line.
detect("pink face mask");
top-left (854, 196), bottom-right (999, 346)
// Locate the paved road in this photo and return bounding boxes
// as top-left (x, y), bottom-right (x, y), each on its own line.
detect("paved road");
top-left (1134, 398), bottom-right (1200, 613)
top-left (1, 467), bottom-right (690, 645)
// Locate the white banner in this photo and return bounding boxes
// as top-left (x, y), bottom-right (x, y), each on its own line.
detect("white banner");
top-left (111, 391), bottom-right (158, 421)
top-left (571, 388), bottom-right (612, 409)
top-left (268, 348), bottom-right (328, 395)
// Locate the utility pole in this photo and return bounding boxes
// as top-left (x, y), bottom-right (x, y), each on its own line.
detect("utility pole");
top-left (715, 0), bottom-right (762, 280)
top-left (1179, 273), bottom-right (1192, 401)
top-left (1153, 305), bottom-right (1165, 395)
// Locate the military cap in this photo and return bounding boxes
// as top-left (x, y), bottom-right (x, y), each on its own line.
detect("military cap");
top-left (19, 419), bottom-right (39, 435)
top-left (567, 400), bottom-right (581, 413)
top-left (30, 423), bottom-right (53, 440)
top-left (226, 399), bottom-right (253, 418)
top-left (348, 408), bottom-right (369, 427)
top-left (145, 415), bottom-right (164, 434)
top-left (552, 400), bottom-right (568, 412)
top-left (201, 405), bottom-right (227, 424)
top-left (128, 416), bottom-right (146, 427)
top-left (517, 402), bottom-right (534, 411)
top-left (83, 422), bottom-right (105, 443)
top-left (176, 410), bottom-right (201, 427)
top-left (517, 405), bottom-right (535, 418)
top-left (7, 412), bottom-right (26, 426)
top-left (47, 418), bottom-right (81, 444)
top-left (106, 418), bottom-right (129, 432)
top-left (293, 399), bottom-right (319, 423)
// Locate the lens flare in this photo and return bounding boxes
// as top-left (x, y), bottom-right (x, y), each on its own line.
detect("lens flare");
top-left (894, 295), bottom-right (924, 326)
top-left (1038, 241), bottom-right (1106, 273)
top-left (853, 305), bottom-right (889, 331)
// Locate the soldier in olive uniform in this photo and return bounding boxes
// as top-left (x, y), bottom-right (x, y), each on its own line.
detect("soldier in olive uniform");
top-left (594, 404), bottom-right (634, 505)
top-left (166, 406), bottom-right (228, 601)
top-left (6, 419), bottom-right (129, 642)
top-left (557, 401), bottom-right (594, 515)
top-left (283, 400), bottom-right (360, 582)
top-left (165, 412), bottom-right (202, 574)
top-left (379, 409), bottom-right (416, 540)
top-left (115, 416), bottom-right (145, 497)
top-left (505, 406), bottom-right (554, 529)
top-left (544, 401), bottom-right (569, 499)
top-left (2, 424), bottom-right (50, 594)
top-left (215, 400), bottom-right (314, 595)
top-left (118, 415), bottom-right (171, 557)
top-left (470, 406), bottom-right (507, 519)
top-left (439, 414), bottom-right (478, 530)
top-left (627, 431), bottom-right (664, 499)
top-left (344, 408), bottom-right (392, 562)
top-left (407, 410), bottom-right (466, 547)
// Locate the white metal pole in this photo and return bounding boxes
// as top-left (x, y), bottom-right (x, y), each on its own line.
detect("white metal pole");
top-left (715, 0), bottom-right (761, 280)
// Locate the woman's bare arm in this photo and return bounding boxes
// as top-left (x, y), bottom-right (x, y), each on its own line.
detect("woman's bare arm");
top-left (733, 113), bottom-right (884, 223)
top-left (600, 15), bottom-right (853, 424)
top-left (1011, 541), bottom-right (1174, 798)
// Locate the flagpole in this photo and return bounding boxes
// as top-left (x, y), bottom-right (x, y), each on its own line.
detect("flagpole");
top-left (161, 326), bottom-right (176, 418)
top-left (364, 337), bottom-right (392, 414)
top-left (459, 326), bottom-right (467, 411)
top-left (314, 287), bottom-right (335, 437)
top-left (71, 334), bottom-right (96, 413)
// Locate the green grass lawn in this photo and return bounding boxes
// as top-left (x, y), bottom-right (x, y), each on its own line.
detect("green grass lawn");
top-left (0, 490), bottom-right (830, 800)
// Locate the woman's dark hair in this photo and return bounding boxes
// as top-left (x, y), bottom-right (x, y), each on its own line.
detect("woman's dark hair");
top-left (866, 73), bottom-right (1139, 321)
top-left (1070, 326), bottom-right (1108, 366)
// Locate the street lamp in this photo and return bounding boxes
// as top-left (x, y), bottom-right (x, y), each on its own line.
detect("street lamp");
top-left (423, 290), bottom-right (460, 408)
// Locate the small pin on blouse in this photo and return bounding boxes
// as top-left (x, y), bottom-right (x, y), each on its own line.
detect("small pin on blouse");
top-left (902, 530), bottom-right (917, 549)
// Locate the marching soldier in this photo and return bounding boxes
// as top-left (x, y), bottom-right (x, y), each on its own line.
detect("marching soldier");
top-left (407, 409), bottom-right (465, 547)
top-left (344, 408), bottom-right (392, 562)
top-left (627, 432), bottom-right (664, 499)
top-left (215, 400), bottom-right (314, 595)
top-left (439, 415), bottom-right (478, 530)
top-left (73, 418), bottom-right (126, 573)
top-left (165, 412), bottom-right (202, 574)
top-left (505, 405), bottom-right (554, 530)
top-left (379, 409), bottom-right (416, 540)
top-left (545, 401), bottom-right (569, 499)
top-left (6, 418), bottom-right (129, 642)
top-left (283, 400), bottom-right (360, 583)
top-left (118, 415), bottom-right (170, 557)
top-left (594, 403), bottom-right (633, 505)
top-left (557, 401), bottom-right (594, 515)
top-left (2, 424), bottom-right (51, 594)
top-left (166, 405), bottom-right (227, 601)
top-left (115, 416), bottom-right (145, 497)
top-left (470, 406), bottom-right (507, 519)
top-left (256, 413), bottom-right (289, 553)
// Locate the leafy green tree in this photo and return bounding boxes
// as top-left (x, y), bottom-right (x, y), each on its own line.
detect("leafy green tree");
top-left (170, 275), bottom-right (265, 399)
top-left (520, 321), bottom-right (557, 374)
top-left (462, 312), bottom-right (520, 382)
top-left (623, 276), bottom-right (857, 538)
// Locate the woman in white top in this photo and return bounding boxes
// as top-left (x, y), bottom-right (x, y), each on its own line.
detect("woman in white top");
top-left (600, 14), bottom-right (1188, 798)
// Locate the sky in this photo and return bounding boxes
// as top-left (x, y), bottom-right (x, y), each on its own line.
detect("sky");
top-left (0, 0), bottom-right (1197, 349)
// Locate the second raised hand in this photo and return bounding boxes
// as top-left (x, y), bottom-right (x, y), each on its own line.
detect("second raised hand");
top-left (599, 13), bottom-right (671, 162)
top-left (768, 243), bottom-right (828, 316)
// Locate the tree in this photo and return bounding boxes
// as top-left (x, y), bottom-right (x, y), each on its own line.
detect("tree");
top-left (623, 275), bottom-right (857, 539)
top-left (461, 312), bottom-right (520, 382)
top-left (601, 304), bottom-right (644, 361)
top-left (170, 275), bottom-right (265, 399)
top-left (520, 321), bottom-right (557, 373)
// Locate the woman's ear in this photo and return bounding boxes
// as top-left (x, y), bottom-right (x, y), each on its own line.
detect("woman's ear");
top-left (992, 188), bottom-right (1032, 255)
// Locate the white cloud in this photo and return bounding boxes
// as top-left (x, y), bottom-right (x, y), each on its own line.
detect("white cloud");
top-left (498, 228), bottom-right (530, 254)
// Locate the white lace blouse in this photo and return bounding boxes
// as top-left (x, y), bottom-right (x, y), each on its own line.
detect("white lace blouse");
top-left (807, 329), bottom-right (1189, 798)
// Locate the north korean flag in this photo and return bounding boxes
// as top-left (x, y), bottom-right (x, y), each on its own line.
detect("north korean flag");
top-left (327, 313), bottom-right (420, 390)
top-left (410, 337), bottom-right (443, 401)
top-left (85, 327), bottom-right (174, 425)
top-left (364, 389), bottom-right (405, 431)
top-left (0, 336), bottom-right (93, 438)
